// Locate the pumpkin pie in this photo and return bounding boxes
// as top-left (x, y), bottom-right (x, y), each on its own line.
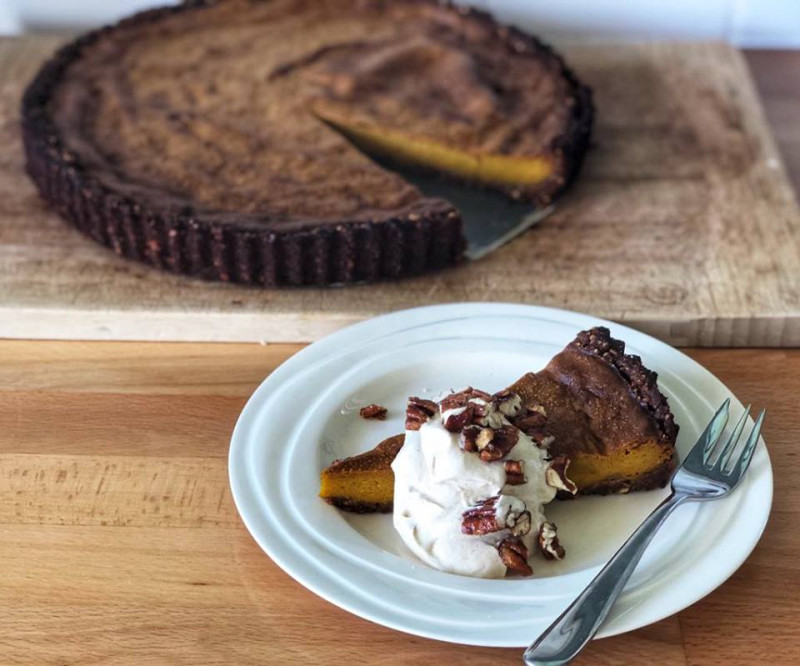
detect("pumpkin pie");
top-left (319, 327), bottom-right (678, 510)
top-left (319, 434), bottom-right (404, 513)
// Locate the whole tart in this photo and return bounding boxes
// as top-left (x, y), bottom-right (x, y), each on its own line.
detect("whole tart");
top-left (21, 0), bottom-right (593, 286)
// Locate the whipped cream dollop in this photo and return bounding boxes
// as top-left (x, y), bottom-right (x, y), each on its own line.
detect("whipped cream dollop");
top-left (391, 388), bottom-right (570, 578)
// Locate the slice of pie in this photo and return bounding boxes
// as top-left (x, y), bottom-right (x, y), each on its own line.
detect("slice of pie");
top-left (508, 327), bottom-right (679, 494)
top-left (319, 327), bottom-right (678, 511)
top-left (320, 435), bottom-right (404, 513)
top-left (22, 0), bottom-right (592, 286)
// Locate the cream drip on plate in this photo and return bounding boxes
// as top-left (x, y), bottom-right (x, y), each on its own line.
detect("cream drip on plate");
top-left (391, 388), bottom-right (572, 578)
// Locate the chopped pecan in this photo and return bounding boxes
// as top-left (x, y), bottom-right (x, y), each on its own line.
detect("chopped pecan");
top-left (470, 399), bottom-right (491, 420)
top-left (442, 405), bottom-right (475, 432)
top-left (461, 495), bottom-right (531, 537)
top-left (512, 408), bottom-right (554, 447)
top-left (461, 425), bottom-right (493, 452)
top-left (409, 396), bottom-right (436, 413)
top-left (439, 387), bottom-right (492, 413)
top-left (512, 408), bottom-right (547, 433)
top-left (492, 390), bottom-right (523, 417)
top-left (476, 427), bottom-right (495, 451)
top-left (504, 459), bottom-right (527, 485)
top-left (498, 538), bottom-right (533, 577)
top-left (538, 521), bottom-right (566, 560)
top-left (461, 497), bottom-right (502, 535)
top-left (359, 404), bottom-right (387, 420)
top-left (545, 455), bottom-right (578, 495)
top-left (476, 403), bottom-right (506, 429)
top-left (478, 425), bottom-right (519, 461)
top-left (460, 425), bottom-right (480, 452)
top-left (405, 408), bottom-right (427, 430)
top-left (405, 396), bottom-right (437, 431)
top-left (509, 510), bottom-right (531, 537)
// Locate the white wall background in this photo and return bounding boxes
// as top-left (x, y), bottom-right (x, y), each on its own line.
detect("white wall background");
top-left (2, 0), bottom-right (800, 48)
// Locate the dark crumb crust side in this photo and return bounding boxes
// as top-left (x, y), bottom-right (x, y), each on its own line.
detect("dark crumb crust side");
top-left (20, 0), bottom-right (593, 287)
top-left (569, 327), bottom-right (680, 444)
top-left (323, 496), bottom-right (393, 514)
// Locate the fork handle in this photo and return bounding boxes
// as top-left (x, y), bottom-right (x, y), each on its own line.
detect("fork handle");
top-left (523, 492), bottom-right (688, 665)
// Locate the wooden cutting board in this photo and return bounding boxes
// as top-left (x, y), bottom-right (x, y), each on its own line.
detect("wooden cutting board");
top-left (2, 37), bottom-right (799, 346)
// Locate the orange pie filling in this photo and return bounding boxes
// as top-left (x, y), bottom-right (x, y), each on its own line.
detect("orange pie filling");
top-left (317, 114), bottom-right (555, 190)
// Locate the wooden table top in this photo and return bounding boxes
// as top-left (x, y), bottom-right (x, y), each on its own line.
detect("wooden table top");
top-left (0, 340), bottom-right (796, 665)
top-left (2, 49), bottom-right (798, 665)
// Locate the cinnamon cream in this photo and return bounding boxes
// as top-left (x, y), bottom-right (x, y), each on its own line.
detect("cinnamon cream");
top-left (391, 389), bottom-right (565, 578)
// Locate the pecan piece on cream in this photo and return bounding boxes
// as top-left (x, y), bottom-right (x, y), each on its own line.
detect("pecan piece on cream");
top-left (492, 390), bottom-right (523, 417)
top-left (498, 537), bottom-right (533, 577)
top-left (476, 427), bottom-right (495, 451)
top-left (504, 459), bottom-right (527, 485)
top-left (461, 497), bottom-right (502, 535)
top-left (478, 425), bottom-right (519, 461)
top-left (469, 398), bottom-right (491, 420)
top-left (470, 388), bottom-right (493, 402)
top-left (359, 404), bottom-right (387, 420)
top-left (460, 425), bottom-right (494, 452)
top-left (545, 455), bottom-right (578, 495)
top-left (512, 408), bottom-right (547, 432)
top-left (538, 521), bottom-right (566, 560)
top-left (512, 407), bottom-right (554, 447)
top-left (461, 495), bottom-right (531, 537)
top-left (474, 401), bottom-right (506, 429)
top-left (405, 396), bottom-right (437, 431)
top-left (509, 509), bottom-right (532, 537)
top-left (438, 387), bottom-right (491, 413)
top-left (460, 425), bottom-right (480, 452)
top-left (442, 405), bottom-right (475, 432)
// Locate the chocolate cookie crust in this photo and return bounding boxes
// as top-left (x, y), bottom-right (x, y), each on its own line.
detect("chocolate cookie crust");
top-left (568, 327), bottom-right (679, 445)
top-left (21, 0), bottom-right (593, 286)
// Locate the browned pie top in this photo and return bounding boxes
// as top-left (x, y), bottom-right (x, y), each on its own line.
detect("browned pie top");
top-left (509, 327), bottom-right (679, 458)
top-left (325, 435), bottom-right (405, 474)
top-left (48, 0), bottom-right (582, 231)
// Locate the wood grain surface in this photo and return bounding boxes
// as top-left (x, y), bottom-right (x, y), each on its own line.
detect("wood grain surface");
top-left (1, 38), bottom-right (800, 347)
top-left (0, 340), bottom-right (794, 665)
top-left (746, 50), bottom-right (800, 193)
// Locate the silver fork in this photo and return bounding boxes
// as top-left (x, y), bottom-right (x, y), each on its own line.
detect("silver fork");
top-left (524, 399), bottom-right (766, 666)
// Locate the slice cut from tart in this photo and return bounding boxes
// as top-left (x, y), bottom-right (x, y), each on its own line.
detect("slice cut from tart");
top-left (319, 435), bottom-right (404, 513)
top-left (508, 327), bottom-right (679, 495)
top-left (319, 327), bottom-right (678, 511)
top-left (22, 0), bottom-right (592, 286)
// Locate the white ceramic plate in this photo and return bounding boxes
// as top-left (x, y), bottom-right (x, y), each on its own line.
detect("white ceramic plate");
top-left (228, 303), bottom-right (772, 647)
